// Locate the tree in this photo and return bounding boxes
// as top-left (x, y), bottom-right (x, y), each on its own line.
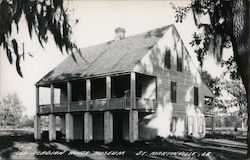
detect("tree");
top-left (0, 93), bottom-right (25, 128)
top-left (223, 79), bottom-right (247, 128)
top-left (0, 0), bottom-right (79, 77)
top-left (19, 115), bottom-right (34, 128)
top-left (172, 0), bottom-right (250, 158)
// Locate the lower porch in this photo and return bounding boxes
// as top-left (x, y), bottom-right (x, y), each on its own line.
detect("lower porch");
top-left (34, 111), bottom-right (140, 144)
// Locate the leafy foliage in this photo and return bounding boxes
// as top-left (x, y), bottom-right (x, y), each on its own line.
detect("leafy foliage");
top-left (172, 0), bottom-right (232, 68)
top-left (0, 0), bottom-right (79, 77)
top-left (222, 79), bottom-right (247, 117)
top-left (200, 70), bottom-right (221, 96)
top-left (0, 93), bottom-right (25, 128)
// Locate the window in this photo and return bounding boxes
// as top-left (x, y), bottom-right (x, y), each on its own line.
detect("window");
top-left (177, 54), bottom-right (183, 72)
top-left (177, 43), bottom-right (183, 72)
top-left (171, 81), bottom-right (177, 103)
top-left (164, 49), bottom-right (171, 69)
top-left (194, 87), bottom-right (199, 106)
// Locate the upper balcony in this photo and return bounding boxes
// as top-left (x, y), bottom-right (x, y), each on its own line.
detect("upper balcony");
top-left (204, 97), bottom-right (214, 117)
top-left (39, 97), bottom-right (157, 114)
top-left (37, 72), bottom-right (157, 114)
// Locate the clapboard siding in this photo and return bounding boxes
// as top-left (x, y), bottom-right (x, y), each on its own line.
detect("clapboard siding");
top-left (134, 25), bottom-right (213, 138)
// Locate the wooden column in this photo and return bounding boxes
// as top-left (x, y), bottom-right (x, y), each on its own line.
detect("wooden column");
top-left (106, 76), bottom-right (111, 109)
top-left (67, 82), bottom-right (72, 112)
top-left (34, 115), bottom-right (41, 140)
top-left (50, 84), bottom-right (54, 113)
top-left (49, 114), bottom-right (56, 141)
top-left (36, 86), bottom-right (39, 114)
top-left (86, 79), bottom-right (91, 111)
top-left (130, 72), bottom-right (136, 109)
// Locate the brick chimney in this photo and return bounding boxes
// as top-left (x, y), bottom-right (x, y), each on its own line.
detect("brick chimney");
top-left (114, 27), bottom-right (126, 41)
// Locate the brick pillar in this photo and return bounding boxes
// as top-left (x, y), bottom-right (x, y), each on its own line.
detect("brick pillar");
top-left (65, 113), bottom-right (73, 142)
top-left (129, 110), bottom-right (138, 142)
top-left (84, 112), bottom-right (93, 143)
top-left (34, 115), bottom-right (41, 140)
top-left (49, 114), bottom-right (56, 141)
top-left (104, 111), bottom-right (113, 144)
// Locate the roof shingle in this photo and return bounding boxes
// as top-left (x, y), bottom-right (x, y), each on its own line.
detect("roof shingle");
top-left (36, 25), bottom-right (172, 85)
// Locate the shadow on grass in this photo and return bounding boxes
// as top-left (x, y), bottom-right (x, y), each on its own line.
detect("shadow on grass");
top-left (0, 130), bottom-right (247, 160)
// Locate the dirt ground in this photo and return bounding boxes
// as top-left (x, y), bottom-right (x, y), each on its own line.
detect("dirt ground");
top-left (0, 130), bottom-right (247, 160)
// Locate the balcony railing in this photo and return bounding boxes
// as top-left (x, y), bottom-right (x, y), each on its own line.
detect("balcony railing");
top-left (136, 98), bottom-right (157, 110)
top-left (89, 99), bottom-right (107, 111)
top-left (53, 103), bottom-right (67, 112)
top-left (71, 101), bottom-right (87, 112)
top-left (109, 98), bottom-right (130, 110)
top-left (39, 104), bottom-right (51, 114)
top-left (204, 104), bottom-right (213, 116)
top-left (38, 98), bottom-right (157, 114)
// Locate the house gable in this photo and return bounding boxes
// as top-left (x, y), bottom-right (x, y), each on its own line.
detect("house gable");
top-left (134, 25), bottom-right (213, 116)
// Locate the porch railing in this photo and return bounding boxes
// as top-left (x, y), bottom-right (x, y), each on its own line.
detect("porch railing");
top-left (54, 103), bottom-right (67, 112)
top-left (89, 99), bottom-right (107, 111)
top-left (109, 97), bottom-right (130, 110)
top-left (38, 98), bottom-right (157, 114)
top-left (39, 104), bottom-right (51, 114)
top-left (136, 98), bottom-right (157, 110)
top-left (70, 101), bottom-right (87, 112)
top-left (204, 104), bottom-right (213, 116)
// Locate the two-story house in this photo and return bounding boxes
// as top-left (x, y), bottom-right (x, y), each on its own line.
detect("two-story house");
top-left (34, 24), bottom-right (214, 143)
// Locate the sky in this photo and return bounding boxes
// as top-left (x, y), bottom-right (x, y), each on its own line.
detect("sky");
top-left (0, 0), bottom-right (230, 117)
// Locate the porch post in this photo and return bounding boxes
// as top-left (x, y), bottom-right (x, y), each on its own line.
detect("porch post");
top-left (49, 114), bottom-right (56, 141)
top-left (86, 79), bottom-right (91, 110)
top-left (50, 84), bottom-right (54, 113)
top-left (84, 79), bottom-right (93, 143)
top-left (129, 72), bottom-right (138, 142)
top-left (67, 82), bottom-right (72, 112)
top-left (34, 86), bottom-right (41, 140)
top-left (104, 76), bottom-right (113, 144)
top-left (36, 86), bottom-right (39, 114)
top-left (65, 113), bottom-right (73, 142)
top-left (130, 72), bottom-right (136, 109)
top-left (34, 115), bottom-right (41, 140)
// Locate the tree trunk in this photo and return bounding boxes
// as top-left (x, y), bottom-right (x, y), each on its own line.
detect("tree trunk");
top-left (230, 0), bottom-right (249, 159)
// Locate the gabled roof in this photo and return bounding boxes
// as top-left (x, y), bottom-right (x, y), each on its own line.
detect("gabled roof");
top-left (36, 25), bottom-right (172, 85)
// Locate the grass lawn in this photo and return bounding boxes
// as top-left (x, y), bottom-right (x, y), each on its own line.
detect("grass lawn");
top-left (0, 129), bottom-right (247, 160)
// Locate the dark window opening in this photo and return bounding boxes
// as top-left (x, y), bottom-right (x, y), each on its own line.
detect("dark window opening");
top-left (171, 81), bottom-right (177, 103)
top-left (91, 78), bottom-right (106, 99)
top-left (177, 54), bottom-right (183, 72)
top-left (164, 49), bottom-right (171, 69)
top-left (194, 87), bottom-right (199, 106)
top-left (72, 81), bottom-right (86, 102)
